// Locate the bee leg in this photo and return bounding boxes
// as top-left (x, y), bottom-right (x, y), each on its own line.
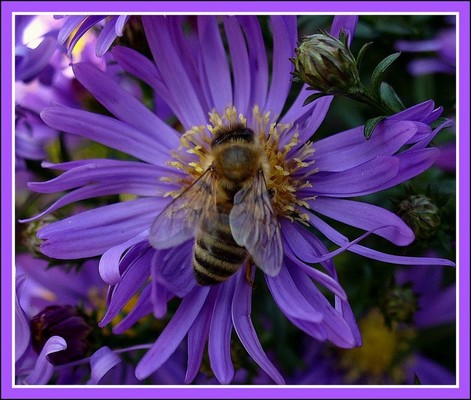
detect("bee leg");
top-left (245, 259), bottom-right (255, 288)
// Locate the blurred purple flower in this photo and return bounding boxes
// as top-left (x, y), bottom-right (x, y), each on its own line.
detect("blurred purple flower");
top-left (293, 265), bottom-right (456, 385)
top-left (396, 23), bottom-right (456, 76)
top-left (57, 15), bottom-right (130, 57)
top-left (26, 15), bottom-right (454, 384)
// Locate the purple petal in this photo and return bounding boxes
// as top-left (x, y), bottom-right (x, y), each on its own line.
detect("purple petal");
top-left (24, 336), bottom-right (67, 384)
top-left (223, 17), bottom-right (251, 114)
top-left (365, 148), bottom-right (439, 192)
top-left (66, 16), bottom-right (106, 55)
top-left (307, 198), bottom-right (415, 246)
top-left (142, 16), bottom-right (206, 128)
top-left (388, 100), bottom-right (435, 123)
top-left (264, 17), bottom-right (296, 117)
top-left (99, 234), bottom-right (150, 285)
top-left (152, 241), bottom-right (196, 298)
top-left (266, 264), bottom-right (324, 323)
top-left (198, 16), bottom-right (232, 112)
top-left (232, 269), bottom-right (285, 384)
top-left (330, 16), bottom-right (358, 44)
top-left (307, 210), bottom-right (455, 267)
top-left (113, 284), bottom-right (154, 334)
top-left (40, 106), bottom-right (170, 165)
top-left (209, 280), bottom-right (236, 384)
top-left (238, 16), bottom-right (268, 112)
top-left (306, 156), bottom-right (400, 197)
top-left (185, 289), bottom-right (217, 383)
top-left (313, 121), bottom-right (418, 172)
top-left (99, 245), bottom-right (154, 327)
top-left (115, 16), bottom-right (129, 36)
top-left (15, 275), bottom-right (31, 362)
top-left (415, 284), bottom-right (456, 327)
top-left (135, 286), bottom-right (210, 380)
top-left (16, 37), bottom-right (56, 82)
top-left (87, 346), bottom-right (121, 384)
top-left (406, 355), bottom-right (456, 384)
top-left (112, 46), bottom-right (166, 95)
top-left (57, 16), bottom-right (86, 45)
top-left (95, 16), bottom-right (119, 57)
top-left (151, 280), bottom-right (173, 319)
top-left (287, 261), bottom-right (356, 348)
top-left (73, 62), bottom-right (180, 150)
top-left (37, 198), bottom-right (165, 259)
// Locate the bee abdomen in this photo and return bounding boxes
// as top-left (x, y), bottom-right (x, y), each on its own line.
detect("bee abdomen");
top-left (193, 217), bottom-right (247, 285)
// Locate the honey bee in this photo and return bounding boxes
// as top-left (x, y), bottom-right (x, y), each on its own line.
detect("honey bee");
top-left (149, 123), bottom-right (283, 285)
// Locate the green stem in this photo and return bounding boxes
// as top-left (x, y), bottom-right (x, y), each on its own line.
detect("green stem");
top-left (347, 89), bottom-right (396, 115)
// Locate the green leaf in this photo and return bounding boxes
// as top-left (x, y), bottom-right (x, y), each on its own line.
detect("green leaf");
top-left (364, 116), bottom-right (387, 139)
top-left (303, 92), bottom-right (331, 106)
top-left (430, 116), bottom-right (453, 130)
top-left (355, 41), bottom-right (373, 71)
top-left (371, 52), bottom-right (401, 98)
top-left (380, 82), bottom-right (405, 113)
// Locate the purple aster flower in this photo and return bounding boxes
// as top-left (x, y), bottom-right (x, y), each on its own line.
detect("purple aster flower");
top-left (57, 15), bottom-right (130, 57)
top-left (396, 22), bottom-right (456, 76)
top-left (26, 15), bottom-right (454, 384)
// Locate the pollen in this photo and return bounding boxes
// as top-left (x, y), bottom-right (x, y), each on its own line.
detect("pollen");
top-left (163, 105), bottom-right (317, 222)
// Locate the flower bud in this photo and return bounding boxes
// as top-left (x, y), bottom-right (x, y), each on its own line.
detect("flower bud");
top-left (292, 31), bottom-right (362, 94)
top-left (31, 305), bottom-right (93, 365)
top-left (397, 195), bottom-right (441, 239)
top-left (380, 285), bottom-right (418, 325)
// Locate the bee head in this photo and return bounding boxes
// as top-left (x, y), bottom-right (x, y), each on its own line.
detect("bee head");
top-left (211, 123), bottom-right (255, 148)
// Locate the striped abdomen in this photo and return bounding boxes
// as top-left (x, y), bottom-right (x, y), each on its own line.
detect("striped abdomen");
top-left (193, 209), bottom-right (247, 285)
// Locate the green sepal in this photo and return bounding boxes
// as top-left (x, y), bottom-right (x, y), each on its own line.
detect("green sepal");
top-left (380, 82), bottom-right (405, 113)
top-left (364, 115), bottom-right (387, 139)
top-left (371, 52), bottom-right (401, 98)
top-left (355, 41), bottom-right (373, 71)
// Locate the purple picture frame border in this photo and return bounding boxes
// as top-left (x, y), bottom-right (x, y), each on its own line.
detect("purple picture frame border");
top-left (1, 1), bottom-right (469, 399)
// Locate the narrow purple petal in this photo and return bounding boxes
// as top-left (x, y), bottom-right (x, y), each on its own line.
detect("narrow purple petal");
top-left (307, 156), bottom-right (400, 197)
top-left (264, 16), bottom-right (296, 117)
top-left (415, 285), bottom-right (456, 327)
top-left (198, 16), bottom-right (232, 112)
top-left (57, 16), bottom-right (86, 45)
top-left (238, 16), bottom-right (268, 112)
top-left (113, 284), bottom-right (154, 334)
top-left (287, 262), bottom-right (356, 348)
top-left (99, 246), bottom-right (154, 327)
top-left (112, 46), bottom-right (167, 96)
top-left (407, 355), bottom-right (456, 384)
top-left (87, 346), bottom-right (121, 384)
top-left (367, 148), bottom-right (439, 192)
top-left (37, 198), bottom-right (164, 259)
top-left (152, 241), bottom-right (196, 297)
top-left (95, 16), bottom-right (119, 57)
top-left (307, 197), bottom-right (415, 246)
top-left (135, 286), bottom-right (210, 380)
top-left (388, 100), bottom-right (435, 123)
top-left (24, 336), bottom-right (67, 384)
top-left (115, 15), bottom-right (129, 36)
top-left (266, 264), bottom-right (324, 322)
top-left (40, 106), bottom-right (170, 165)
top-left (330, 15), bottom-right (359, 44)
top-left (15, 275), bottom-right (31, 362)
top-left (185, 289), bottom-right (217, 383)
top-left (73, 62), bottom-right (180, 150)
top-left (99, 233), bottom-right (149, 285)
top-left (151, 280), bottom-right (173, 319)
top-left (67, 16), bottom-right (106, 55)
top-left (312, 121), bottom-right (418, 172)
top-left (232, 269), bottom-right (285, 384)
top-left (307, 210), bottom-right (455, 267)
top-left (16, 37), bottom-right (56, 82)
top-left (223, 16), bottom-right (251, 114)
top-left (209, 280), bottom-right (236, 384)
top-left (142, 16), bottom-right (206, 128)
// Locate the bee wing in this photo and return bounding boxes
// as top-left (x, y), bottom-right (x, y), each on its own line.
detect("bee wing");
top-left (149, 168), bottom-right (217, 249)
top-left (229, 169), bottom-right (283, 276)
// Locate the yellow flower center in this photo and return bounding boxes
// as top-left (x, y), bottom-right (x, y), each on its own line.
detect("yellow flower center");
top-left (163, 105), bottom-right (317, 223)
